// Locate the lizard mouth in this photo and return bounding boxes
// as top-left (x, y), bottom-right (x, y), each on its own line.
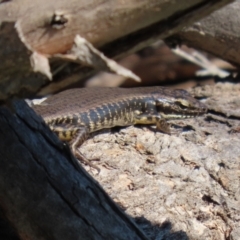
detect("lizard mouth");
top-left (158, 103), bottom-right (207, 120)
top-left (155, 94), bottom-right (207, 120)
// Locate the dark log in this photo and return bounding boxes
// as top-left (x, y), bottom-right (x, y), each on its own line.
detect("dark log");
top-left (0, 101), bottom-right (148, 240)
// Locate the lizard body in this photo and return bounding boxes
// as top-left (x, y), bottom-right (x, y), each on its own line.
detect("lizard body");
top-left (33, 87), bottom-right (206, 169)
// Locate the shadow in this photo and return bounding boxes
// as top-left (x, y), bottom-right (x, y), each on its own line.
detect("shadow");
top-left (0, 209), bottom-right (20, 240)
top-left (135, 216), bottom-right (189, 240)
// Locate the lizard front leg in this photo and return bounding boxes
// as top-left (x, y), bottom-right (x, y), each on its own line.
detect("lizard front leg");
top-left (69, 127), bottom-right (100, 172)
top-left (51, 125), bottom-right (100, 172)
top-left (133, 113), bottom-right (171, 134)
top-left (132, 100), bottom-right (171, 134)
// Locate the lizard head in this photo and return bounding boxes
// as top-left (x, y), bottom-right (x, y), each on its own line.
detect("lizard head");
top-left (154, 89), bottom-right (207, 119)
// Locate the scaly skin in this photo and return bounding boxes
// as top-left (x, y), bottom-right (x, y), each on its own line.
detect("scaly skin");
top-left (33, 87), bottom-right (206, 170)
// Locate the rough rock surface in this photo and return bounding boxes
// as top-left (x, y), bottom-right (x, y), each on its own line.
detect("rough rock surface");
top-left (80, 83), bottom-right (240, 240)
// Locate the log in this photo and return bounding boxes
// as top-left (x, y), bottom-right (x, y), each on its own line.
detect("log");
top-left (0, 0), bottom-right (234, 100)
top-left (168, 0), bottom-right (240, 67)
top-left (0, 101), bottom-right (148, 240)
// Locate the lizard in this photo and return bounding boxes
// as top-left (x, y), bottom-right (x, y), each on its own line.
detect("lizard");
top-left (33, 87), bottom-right (206, 171)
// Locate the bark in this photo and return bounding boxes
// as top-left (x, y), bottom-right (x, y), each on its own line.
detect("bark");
top-left (0, 101), bottom-right (148, 240)
top-left (78, 83), bottom-right (240, 240)
top-left (0, 0), bottom-right (233, 100)
top-left (168, 0), bottom-right (240, 67)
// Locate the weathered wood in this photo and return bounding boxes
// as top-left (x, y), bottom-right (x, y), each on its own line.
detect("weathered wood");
top-left (168, 0), bottom-right (240, 67)
top-left (0, 0), bottom-right (234, 100)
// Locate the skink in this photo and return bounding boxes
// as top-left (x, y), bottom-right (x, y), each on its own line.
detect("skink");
top-left (33, 87), bottom-right (206, 169)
